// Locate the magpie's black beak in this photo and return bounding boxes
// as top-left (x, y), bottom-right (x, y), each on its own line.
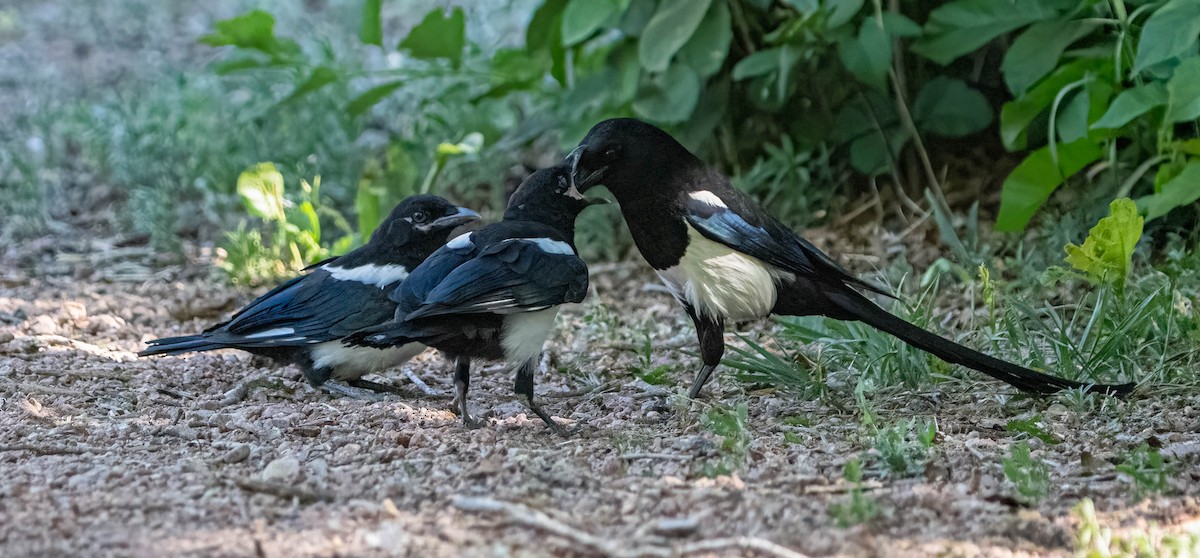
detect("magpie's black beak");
top-left (566, 145), bottom-right (607, 196)
top-left (425, 206), bottom-right (480, 230)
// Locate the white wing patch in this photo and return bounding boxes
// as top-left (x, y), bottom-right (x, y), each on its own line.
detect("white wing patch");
top-left (530, 238), bottom-right (574, 255)
top-left (657, 225), bottom-right (784, 321)
top-left (446, 232), bottom-right (474, 249)
top-left (688, 190), bottom-right (728, 209)
top-left (311, 341), bottom-right (427, 381)
top-left (244, 327), bottom-right (295, 339)
top-left (325, 264), bottom-right (410, 288)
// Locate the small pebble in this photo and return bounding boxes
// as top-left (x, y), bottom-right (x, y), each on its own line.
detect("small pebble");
top-left (223, 444), bottom-right (251, 464)
top-left (654, 517), bottom-right (698, 537)
top-left (261, 455), bottom-right (301, 482)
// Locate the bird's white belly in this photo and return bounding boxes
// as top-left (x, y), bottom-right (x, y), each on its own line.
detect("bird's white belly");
top-left (312, 341), bottom-right (427, 381)
top-left (657, 227), bottom-right (780, 322)
top-left (501, 308), bottom-right (559, 366)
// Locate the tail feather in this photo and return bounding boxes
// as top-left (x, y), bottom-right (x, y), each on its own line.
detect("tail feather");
top-left (138, 335), bottom-right (226, 357)
top-left (825, 288), bottom-right (1135, 396)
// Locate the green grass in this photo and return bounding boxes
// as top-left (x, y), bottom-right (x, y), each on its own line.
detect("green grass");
top-left (1074, 498), bottom-right (1199, 557)
top-left (1002, 441), bottom-right (1051, 503)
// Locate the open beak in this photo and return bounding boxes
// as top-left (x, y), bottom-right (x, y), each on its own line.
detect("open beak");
top-left (565, 144), bottom-right (607, 196)
top-left (427, 206), bottom-right (481, 230)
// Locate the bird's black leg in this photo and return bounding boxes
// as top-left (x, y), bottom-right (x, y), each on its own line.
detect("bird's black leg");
top-left (684, 304), bottom-right (726, 398)
top-left (514, 356), bottom-right (570, 437)
top-left (452, 356), bottom-right (484, 429)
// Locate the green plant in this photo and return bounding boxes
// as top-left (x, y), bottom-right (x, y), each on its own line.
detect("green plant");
top-left (1002, 441), bottom-right (1051, 503)
top-left (632, 333), bottom-right (674, 386)
top-left (1063, 198), bottom-right (1144, 293)
top-left (973, 0), bottom-right (1200, 230)
top-left (1116, 443), bottom-right (1169, 499)
top-left (829, 458), bottom-right (880, 527)
top-left (696, 401), bottom-right (752, 477)
top-left (1075, 498), bottom-right (1200, 557)
top-left (1005, 416), bottom-right (1061, 445)
top-left (872, 418), bottom-right (936, 477)
top-left (219, 163), bottom-right (336, 285)
top-left (723, 333), bottom-right (826, 398)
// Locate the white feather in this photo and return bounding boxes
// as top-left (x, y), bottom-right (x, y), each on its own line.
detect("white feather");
top-left (688, 190), bottom-right (728, 208)
top-left (530, 238), bottom-right (574, 255)
top-left (657, 225), bottom-right (786, 321)
top-left (244, 327), bottom-right (295, 339)
top-left (310, 341), bottom-right (427, 381)
top-left (501, 308), bottom-right (558, 365)
top-left (325, 264), bottom-right (410, 288)
top-left (446, 232), bottom-right (474, 249)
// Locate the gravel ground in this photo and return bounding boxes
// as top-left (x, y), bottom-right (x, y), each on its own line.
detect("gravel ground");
top-left (2, 233), bottom-right (1199, 558)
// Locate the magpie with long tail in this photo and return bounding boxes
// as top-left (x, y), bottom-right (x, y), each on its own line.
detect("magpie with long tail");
top-left (565, 118), bottom-right (1134, 398)
top-left (139, 195), bottom-right (480, 396)
top-left (344, 165), bottom-right (603, 435)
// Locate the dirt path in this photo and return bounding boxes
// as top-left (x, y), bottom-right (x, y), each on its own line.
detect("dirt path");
top-left (1, 235), bottom-right (1198, 558)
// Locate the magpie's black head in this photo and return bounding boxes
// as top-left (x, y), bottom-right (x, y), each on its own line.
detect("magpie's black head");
top-left (364, 195), bottom-right (480, 264)
top-left (504, 165), bottom-right (605, 231)
top-left (565, 118), bottom-right (701, 202)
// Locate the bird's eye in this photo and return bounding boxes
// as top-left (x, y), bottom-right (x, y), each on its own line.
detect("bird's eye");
top-left (412, 211), bottom-right (429, 224)
top-left (604, 148), bottom-right (619, 159)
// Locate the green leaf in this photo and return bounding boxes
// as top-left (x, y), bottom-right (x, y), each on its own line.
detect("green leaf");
top-left (360, 0), bottom-right (382, 46)
top-left (1064, 198), bottom-right (1143, 291)
top-left (838, 18), bottom-right (891, 90)
top-left (638, 0), bottom-right (712, 72)
top-left (346, 79), bottom-right (406, 117)
top-left (528, 0), bottom-right (567, 52)
top-left (562, 0), bottom-right (619, 46)
top-left (912, 76), bottom-right (993, 137)
top-left (280, 66), bottom-right (338, 105)
top-left (1133, 0), bottom-right (1200, 74)
top-left (880, 12), bottom-right (921, 37)
top-left (996, 138), bottom-right (1103, 231)
top-left (825, 0), bottom-right (864, 28)
top-left (999, 57), bottom-right (1108, 150)
top-left (398, 7), bottom-right (465, 64)
top-left (1138, 162), bottom-right (1200, 220)
top-left (201, 10), bottom-right (300, 60)
top-left (679, 0), bottom-right (732, 78)
top-left (1165, 56), bottom-right (1200, 123)
top-left (356, 178), bottom-right (382, 239)
top-left (912, 0), bottom-right (1066, 65)
top-left (1055, 80), bottom-right (1110, 142)
top-left (1002, 19), bottom-right (1099, 95)
top-left (633, 62), bottom-right (701, 123)
top-left (1091, 82), bottom-right (1168, 129)
top-left (237, 162), bottom-right (287, 222)
top-left (732, 49), bottom-right (781, 80)
top-left (620, 0), bottom-right (658, 37)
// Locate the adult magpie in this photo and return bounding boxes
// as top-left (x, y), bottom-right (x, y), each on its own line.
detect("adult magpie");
top-left (565, 118), bottom-right (1134, 398)
top-left (139, 195), bottom-right (480, 396)
top-left (344, 165), bottom-right (602, 434)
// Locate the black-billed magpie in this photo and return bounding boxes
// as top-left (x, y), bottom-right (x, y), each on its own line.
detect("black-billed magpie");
top-left (139, 195), bottom-right (480, 395)
top-left (344, 165), bottom-right (602, 434)
top-left (566, 118), bottom-right (1134, 398)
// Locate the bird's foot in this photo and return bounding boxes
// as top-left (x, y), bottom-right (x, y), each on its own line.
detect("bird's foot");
top-left (520, 395), bottom-right (576, 438)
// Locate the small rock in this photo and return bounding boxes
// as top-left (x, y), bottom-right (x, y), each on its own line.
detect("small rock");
top-left (654, 517), bottom-right (698, 537)
top-left (86, 314), bottom-right (124, 333)
top-left (0, 330), bottom-right (13, 344)
top-left (223, 444), bottom-right (251, 464)
top-left (27, 315), bottom-right (57, 336)
top-left (61, 301), bottom-right (87, 323)
top-left (308, 458), bottom-right (329, 479)
top-left (333, 443), bottom-right (361, 463)
top-left (261, 455), bottom-right (301, 482)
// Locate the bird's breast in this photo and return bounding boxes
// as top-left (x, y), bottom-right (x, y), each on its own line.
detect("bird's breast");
top-left (656, 226), bottom-right (782, 322)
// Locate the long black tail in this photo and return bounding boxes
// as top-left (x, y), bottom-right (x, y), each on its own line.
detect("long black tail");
top-left (824, 288), bottom-right (1135, 396)
top-left (138, 334), bottom-right (227, 357)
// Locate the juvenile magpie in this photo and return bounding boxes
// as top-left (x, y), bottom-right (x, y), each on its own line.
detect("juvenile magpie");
top-left (344, 165), bottom-right (602, 434)
top-left (566, 118), bottom-right (1135, 398)
top-left (139, 195), bottom-right (480, 396)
